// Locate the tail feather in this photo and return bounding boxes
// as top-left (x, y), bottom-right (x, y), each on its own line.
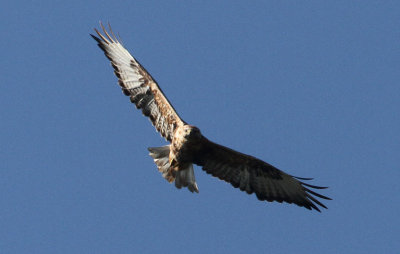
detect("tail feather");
top-left (148, 146), bottom-right (199, 193)
top-left (175, 164), bottom-right (199, 193)
top-left (148, 145), bottom-right (173, 181)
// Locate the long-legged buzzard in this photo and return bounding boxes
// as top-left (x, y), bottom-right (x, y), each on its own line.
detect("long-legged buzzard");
top-left (91, 23), bottom-right (331, 212)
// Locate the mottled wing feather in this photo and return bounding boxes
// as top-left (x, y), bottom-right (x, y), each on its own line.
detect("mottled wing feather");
top-left (195, 138), bottom-right (331, 212)
top-left (91, 23), bottom-right (185, 141)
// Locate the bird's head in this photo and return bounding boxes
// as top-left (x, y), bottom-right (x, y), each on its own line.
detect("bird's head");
top-left (183, 125), bottom-right (202, 140)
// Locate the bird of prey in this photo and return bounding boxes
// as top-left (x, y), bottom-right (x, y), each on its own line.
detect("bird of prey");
top-left (91, 23), bottom-right (331, 212)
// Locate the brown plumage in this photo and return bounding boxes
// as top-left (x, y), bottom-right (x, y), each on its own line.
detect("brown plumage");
top-left (91, 23), bottom-right (331, 212)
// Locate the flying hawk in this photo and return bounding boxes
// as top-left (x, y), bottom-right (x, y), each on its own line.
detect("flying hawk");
top-left (91, 23), bottom-right (331, 212)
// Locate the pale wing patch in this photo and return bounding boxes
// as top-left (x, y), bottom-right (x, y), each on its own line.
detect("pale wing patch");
top-left (91, 23), bottom-right (185, 141)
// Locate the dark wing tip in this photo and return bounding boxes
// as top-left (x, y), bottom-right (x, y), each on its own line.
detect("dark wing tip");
top-left (291, 175), bottom-right (314, 181)
top-left (91, 22), bottom-right (120, 46)
top-left (292, 175), bottom-right (331, 211)
top-left (298, 180), bottom-right (331, 212)
top-left (90, 33), bottom-right (101, 43)
top-left (261, 176), bottom-right (331, 212)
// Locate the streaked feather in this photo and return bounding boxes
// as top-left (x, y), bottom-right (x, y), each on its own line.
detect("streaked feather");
top-left (91, 23), bottom-right (185, 141)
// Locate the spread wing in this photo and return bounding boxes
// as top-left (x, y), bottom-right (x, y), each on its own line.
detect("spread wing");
top-left (91, 23), bottom-right (185, 141)
top-left (195, 138), bottom-right (331, 212)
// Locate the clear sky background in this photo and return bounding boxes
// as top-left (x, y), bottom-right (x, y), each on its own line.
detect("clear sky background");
top-left (1, 1), bottom-right (399, 253)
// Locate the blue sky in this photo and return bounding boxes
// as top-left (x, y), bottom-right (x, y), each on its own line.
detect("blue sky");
top-left (1, 1), bottom-right (399, 253)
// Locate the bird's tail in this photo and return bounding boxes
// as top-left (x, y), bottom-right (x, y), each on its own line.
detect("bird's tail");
top-left (148, 146), bottom-right (199, 193)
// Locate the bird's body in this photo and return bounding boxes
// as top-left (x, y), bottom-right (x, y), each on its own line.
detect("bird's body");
top-left (91, 23), bottom-right (331, 212)
top-left (171, 125), bottom-right (202, 166)
top-left (157, 125), bottom-right (202, 191)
